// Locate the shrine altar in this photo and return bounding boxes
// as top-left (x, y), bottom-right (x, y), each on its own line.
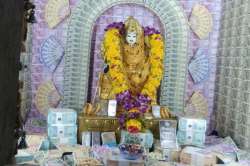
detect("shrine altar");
top-left (78, 115), bottom-right (176, 141)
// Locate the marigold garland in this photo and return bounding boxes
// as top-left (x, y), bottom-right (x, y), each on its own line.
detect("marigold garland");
top-left (102, 23), bottom-right (164, 132)
top-left (103, 28), bottom-right (164, 100)
top-left (126, 119), bottom-right (142, 133)
top-left (142, 33), bottom-right (164, 103)
top-left (103, 28), bottom-right (129, 94)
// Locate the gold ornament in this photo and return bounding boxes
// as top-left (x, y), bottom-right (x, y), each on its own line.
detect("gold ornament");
top-left (82, 103), bottom-right (94, 116)
top-left (82, 103), bottom-right (102, 116)
top-left (99, 73), bottom-right (115, 100)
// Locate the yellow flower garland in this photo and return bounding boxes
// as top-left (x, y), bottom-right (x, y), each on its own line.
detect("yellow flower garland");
top-left (142, 34), bottom-right (164, 103)
top-left (103, 28), bottom-right (164, 101)
top-left (103, 29), bottom-right (129, 94)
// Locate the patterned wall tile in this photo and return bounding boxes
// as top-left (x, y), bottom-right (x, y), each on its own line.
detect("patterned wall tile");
top-left (215, 0), bottom-right (250, 150)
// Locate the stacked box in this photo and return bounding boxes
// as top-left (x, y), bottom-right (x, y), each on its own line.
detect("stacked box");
top-left (159, 120), bottom-right (178, 149)
top-left (47, 108), bottom-right (77, 145)
top-left (81, 132), bottom-right (91, 147)
top-left (92, 131), bottom-right (101, 146)
top-left (48, 109), bottom-right (77, 124)
top-left (177, 118), bottom-right (206, 147)
top-left (180, 146), bottom-right (217, 166)
top-left (120, 130), bottom-right (154, 149)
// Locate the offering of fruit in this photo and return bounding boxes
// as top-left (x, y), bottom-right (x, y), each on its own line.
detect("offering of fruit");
top-left (160, 106), bottom-right (171, 119)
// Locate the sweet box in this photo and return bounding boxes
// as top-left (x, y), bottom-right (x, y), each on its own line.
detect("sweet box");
top-left (47, 124), bottom-right (77, 138)
top-left (47, 108), bottom-right (77, 145)
top-left (81, 132), bottom-right (91, 146)
top-left (49, 136), bottom-right (77, 145)
top-left (162, 148), bottom-right (181, 162)
top-left (180, 146), bottom-right (217, 166)
top-left (101, 132), bottom-right (117, 147)
top-left (47, 108), bottom-right (77, 125)
top-left (159, 120), bottom-right (178, 149)
top-left (92, 131), bottom-right (101, 146)
top-left (178, 118), bottom-right (206, 132)
top-left (120, 130), bottom-right (154, 149)
top-left (177, 130), bottom-right (206, 147)
top-left (177, 118), bottom-right (207, 146)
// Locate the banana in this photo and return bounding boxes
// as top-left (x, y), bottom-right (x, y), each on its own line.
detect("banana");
top-left (160, 107), bottom-right (171, 119)
top-left (83, 103), bottom-right (93, 115)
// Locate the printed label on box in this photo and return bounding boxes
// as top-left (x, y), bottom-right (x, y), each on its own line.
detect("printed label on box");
top-left (57, 126), bottom-right (64, 137)
top-left (159, 120), bottom-right (178, 149)
top-left (152, 105), bottom-right (161, 118)
top-left (108, 100), bottom-right (117, 117)
top-left (55, 112), bottom-right (63, 123)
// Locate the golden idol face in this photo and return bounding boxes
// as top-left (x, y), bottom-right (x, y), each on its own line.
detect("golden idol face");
top-left (126, 31), bottom-right (137, 46)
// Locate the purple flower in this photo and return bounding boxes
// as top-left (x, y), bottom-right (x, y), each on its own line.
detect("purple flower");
top-left (128, 112), bottom-right (140, 119)
top-left (116, 91), bottom-right (134, 110)
top-left (138, 105), bottom-right (148, 113)
top-left (133, 100), bottom-right (141, 107)
top-left (116, 92), bottom-right (152, 129)
top-left (135, 94), bottom-right (151, 113)
top-left (105, 22), bottom-right (125, 34)
top-left (144, 26), bottom-right (161, 36)
top-left (118, 115), bottom-right (125, 123)
top-left (118, 114), bottom-right (126, 129)
top-left (116, 90), bottom-right (131, 103)
top-left (124, 102), bottom-right (134, 110)
top-left (137, 94), bottom-right (151, 104)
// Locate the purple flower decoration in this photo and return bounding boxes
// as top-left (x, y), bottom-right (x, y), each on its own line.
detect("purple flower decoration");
top-left (133, 100), bottom-right (141, 108)
top-left (144, 26), bottom-right (160, 36)
top-left (139, 105), bottom-right (148, 113)
top-left (137, 94), bottom-right (151, 103)
top-left (124, 102), bottom-right (134, 111)
top-left (105, 22), bottom-right (125, 35)
top-left (116, 90), bottom-right (134, 110)
top-left (118, 114), bottom-right (126, 129)
top-left (135, 94), bottom-right (151, 113)
top-left (128, 111), bottom-right (140, 119)
top-left (116, 90), bottom-right (131, 102)
top-left (116, 91), bottom-right (152, 130)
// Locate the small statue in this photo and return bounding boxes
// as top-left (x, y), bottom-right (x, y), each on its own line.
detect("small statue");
top-left (98, 72), bottom-right (115, 100)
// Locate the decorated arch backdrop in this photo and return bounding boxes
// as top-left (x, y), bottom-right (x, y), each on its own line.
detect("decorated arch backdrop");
top-left (25, 0), bottom-right (221, 133)
top-left (63, 0), bottom-right (189, 113)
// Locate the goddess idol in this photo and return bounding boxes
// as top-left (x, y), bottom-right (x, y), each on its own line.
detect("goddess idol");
top-left (99, 16), bottom-right (164, 121)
